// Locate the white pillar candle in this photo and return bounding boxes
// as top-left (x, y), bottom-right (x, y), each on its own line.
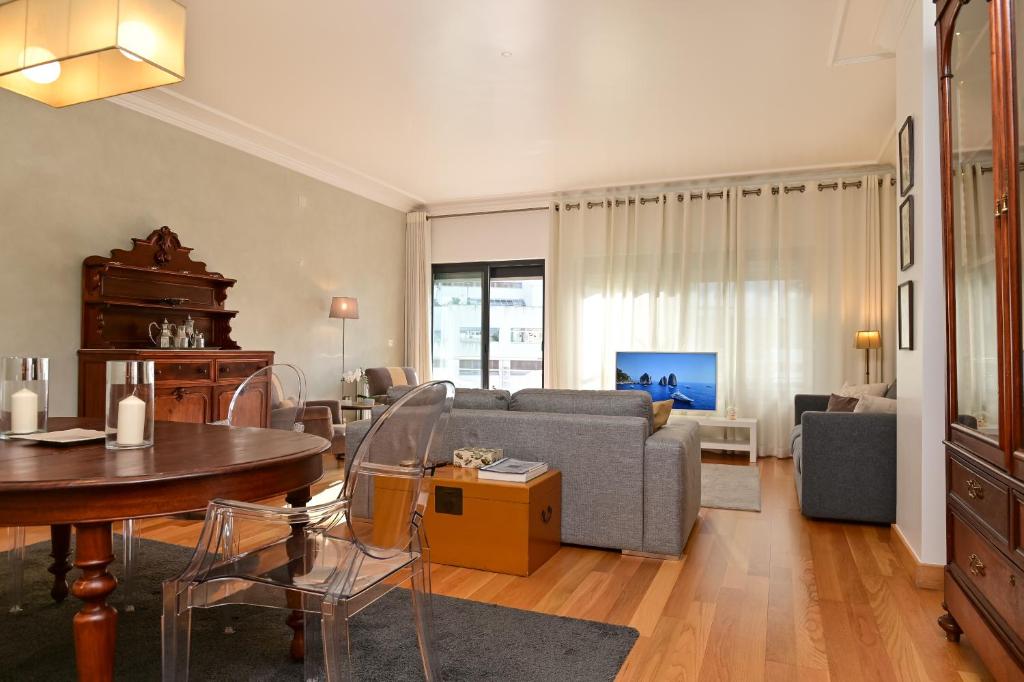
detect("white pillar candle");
top-left (116, 394), bottom-right (147, 446)
top-left (10, 388), bottom-right (38, 434)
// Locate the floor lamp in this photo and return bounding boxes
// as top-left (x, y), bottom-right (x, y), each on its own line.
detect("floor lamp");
top-left (854, 330), bottom-right (881, 383)
top-left (330, 296), bottom-right (359, 377)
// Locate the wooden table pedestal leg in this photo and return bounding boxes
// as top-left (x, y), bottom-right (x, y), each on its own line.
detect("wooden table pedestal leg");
top-left (286, 486), bottom-right (312, 662)
top-left (71, 522), bottom-right (118, 682)
top-left (49, 524), bottom-right (72, 602)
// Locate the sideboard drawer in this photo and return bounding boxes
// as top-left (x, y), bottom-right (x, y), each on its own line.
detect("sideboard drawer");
top-left (949, 455), bottom-right (1009, 543)
top-left (951, 512), bottom-right (1024, 635)
top-left (215, 359), bottom-right (268, 382)
top-left (154, 360), bottom-right (213, 383)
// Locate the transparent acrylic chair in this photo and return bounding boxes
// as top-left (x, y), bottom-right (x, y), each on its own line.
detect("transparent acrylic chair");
top-left (162, 380), bottom-right (454, 681)
top-left (226, 363), bottom-right (307, 430)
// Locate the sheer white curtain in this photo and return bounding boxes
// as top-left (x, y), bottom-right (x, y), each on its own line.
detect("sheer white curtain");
top-left (405, 211), bottom-right (432, 381)
top-left (548, 174), bottom-right (896, 456)
top-left (952, 164), bottom-right (998, 424)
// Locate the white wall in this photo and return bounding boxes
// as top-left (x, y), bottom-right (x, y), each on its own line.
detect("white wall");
top-left (0, 91), bottom-right (407, 415)
top-left (894, 0), bottom-right (947, 566)
top-left (431, 210), bottom-right (549, 263)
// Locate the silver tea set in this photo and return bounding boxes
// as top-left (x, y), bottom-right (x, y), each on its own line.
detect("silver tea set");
top-left (148, 316), bottom-right (206, 349)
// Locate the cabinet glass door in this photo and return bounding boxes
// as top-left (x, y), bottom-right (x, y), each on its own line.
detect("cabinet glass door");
top-left (950, 1), bottom-right (1000, 439)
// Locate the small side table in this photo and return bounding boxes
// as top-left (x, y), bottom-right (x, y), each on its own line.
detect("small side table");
top-left (338, 399), bottom-right (375, 421)
top-left (419, 467), bottom-right (561, 576)
top-left (696, 416), bottom-right (758, 463)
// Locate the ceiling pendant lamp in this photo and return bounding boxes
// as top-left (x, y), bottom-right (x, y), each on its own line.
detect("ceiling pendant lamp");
top-left (0, 0), bottom-right (185, 108)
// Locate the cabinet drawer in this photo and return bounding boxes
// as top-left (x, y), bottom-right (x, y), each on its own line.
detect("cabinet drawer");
top-left (215, 359), bottom-right (268, 382)
top-left (951, 512), bottom-right (1024, 636)
top-left (154, 360), bottom-right (212, 383)
top-left (949, 455), bottom-right (1009, 542)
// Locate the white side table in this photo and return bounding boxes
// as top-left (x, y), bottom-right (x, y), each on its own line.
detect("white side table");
top-left (695, 416), bottom-right (758, 463)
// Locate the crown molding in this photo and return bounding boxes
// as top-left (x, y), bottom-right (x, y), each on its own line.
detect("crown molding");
top-left (110, 88), bottom-right (423, 212)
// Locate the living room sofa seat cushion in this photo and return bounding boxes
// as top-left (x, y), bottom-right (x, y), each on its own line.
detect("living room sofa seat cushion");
top-left (510, 388), bottom-right (654, 431)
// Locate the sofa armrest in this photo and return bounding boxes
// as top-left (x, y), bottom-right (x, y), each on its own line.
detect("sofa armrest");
top-left (799, 411), bottom-right (896, 523)
top-left (642, 419), bottom-right (701, 556)
top-left (307, 399), bottom-right (341, 424)
top-left (794, 394), bottom-right (830, 425)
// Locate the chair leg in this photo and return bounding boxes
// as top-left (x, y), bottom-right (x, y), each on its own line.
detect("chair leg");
top-left (410, 556), bottom-right (441, 682)
top-left (7, 526), bottom-right (25, 614)
top-left (321, 603), bottom-right (353, 681)
top-left (121, 519), bottom-right (138, 612)
top-left (161, 581), bottom-right (192, 682)
top-left (302, 610), bottom-right (325, 682)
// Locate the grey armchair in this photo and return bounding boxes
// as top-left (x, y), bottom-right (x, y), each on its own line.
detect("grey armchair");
top-left (791, 394), bottom-right (896, 524)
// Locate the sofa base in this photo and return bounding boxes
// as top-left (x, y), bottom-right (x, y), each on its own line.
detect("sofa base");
top-left (622, 549), bottom-right (682, 561)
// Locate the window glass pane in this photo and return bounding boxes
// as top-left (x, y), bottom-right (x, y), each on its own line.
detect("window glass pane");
top-left (488, 274), bottom-right (543, 391)
top-left (432, 271), bottom-right (484, 388)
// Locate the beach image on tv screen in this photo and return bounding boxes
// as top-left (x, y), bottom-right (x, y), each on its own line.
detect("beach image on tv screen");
top-left (615, 352), bottom-right (717, 410)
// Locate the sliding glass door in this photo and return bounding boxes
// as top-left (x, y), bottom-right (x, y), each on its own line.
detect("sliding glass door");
top-left (432, 260), bottom-right (544, 390)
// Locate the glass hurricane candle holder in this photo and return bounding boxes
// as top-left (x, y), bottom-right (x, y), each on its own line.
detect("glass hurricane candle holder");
top-left (0, 357), bottom-right (48, 439)
top-left (105, 361), bottom-right (155, 450)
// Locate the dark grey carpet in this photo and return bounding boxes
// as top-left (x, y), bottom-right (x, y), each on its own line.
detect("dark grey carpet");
top-left (0, 538), bottom-right (637, 681)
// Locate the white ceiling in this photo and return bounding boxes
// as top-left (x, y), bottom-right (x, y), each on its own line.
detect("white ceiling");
top-left (116, 0), bottom-right (900, 210)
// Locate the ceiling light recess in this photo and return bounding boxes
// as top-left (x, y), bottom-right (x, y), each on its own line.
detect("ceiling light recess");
top-left (0, 0), bottom-right (185, 107)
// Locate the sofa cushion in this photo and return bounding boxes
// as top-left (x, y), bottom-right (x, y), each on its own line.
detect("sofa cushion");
top-left (791, 424), bottom-right (803, 474)
top-left (838, 382), bottom-right (889, 399)
top-left (826, 394), bottom-right (859, 412)
top-left (853, 395), bottom-right (897, 414)
top-left (454, 388), bottom-right (511, 411)
top-left (652, 399), bottom-right (673, 431)
top-left (510, 389), bottom-right (654, 430)
top-left (884, 380), bottom-right (897, 399)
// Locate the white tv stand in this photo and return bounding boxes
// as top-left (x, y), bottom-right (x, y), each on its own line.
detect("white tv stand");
top-left (693, 416), bottom-right (758, 463)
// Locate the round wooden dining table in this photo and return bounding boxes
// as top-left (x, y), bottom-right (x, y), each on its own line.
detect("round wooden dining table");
top-left (0, 417), bottom-right (330, 682)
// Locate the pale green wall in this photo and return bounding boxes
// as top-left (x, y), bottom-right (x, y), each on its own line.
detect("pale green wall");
top-left (0, 90), bottom-right (406, 415)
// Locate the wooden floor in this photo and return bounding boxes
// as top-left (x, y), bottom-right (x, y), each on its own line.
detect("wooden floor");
top-left (12, 453), bottom-right (994, 681)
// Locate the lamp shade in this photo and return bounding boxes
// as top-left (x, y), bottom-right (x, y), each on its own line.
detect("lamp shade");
top-left (854, 330), bottom-right (882, 350)
top-left (329, 297), bottom-right (359, 320)
top-left (0, 0), bottom-right (185, 108)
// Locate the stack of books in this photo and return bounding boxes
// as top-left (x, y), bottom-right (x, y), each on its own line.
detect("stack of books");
top-left (477, 458), bottom-right (549, 483)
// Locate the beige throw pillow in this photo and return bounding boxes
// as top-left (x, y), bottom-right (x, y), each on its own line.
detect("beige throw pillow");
top-left (838, 382), bottom-right (889, 399)
top-left (652, 400), bottom-right (673, 431)
top-left (853, 395), bottom-right (897, 414)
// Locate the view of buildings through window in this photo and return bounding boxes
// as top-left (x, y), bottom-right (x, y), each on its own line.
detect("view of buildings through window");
top-left (432, 261), bottom-right (544, 391)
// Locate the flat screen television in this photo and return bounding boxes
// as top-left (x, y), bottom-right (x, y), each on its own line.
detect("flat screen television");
top-left (615, 351), bottom-right (718, 411)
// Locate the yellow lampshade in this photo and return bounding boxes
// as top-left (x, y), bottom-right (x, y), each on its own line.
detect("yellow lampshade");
top-left (854, 330), bottom-right (882, 350)
top-left (0, 0), bottom-right (185, 108)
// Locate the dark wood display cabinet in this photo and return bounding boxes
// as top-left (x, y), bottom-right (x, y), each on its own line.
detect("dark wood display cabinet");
top-left (936, 1), bottom-right (1024, 677)
top-left (77, 228), bottom-right (273, 426)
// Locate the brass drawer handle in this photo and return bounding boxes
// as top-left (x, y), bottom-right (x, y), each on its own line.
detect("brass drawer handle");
top-left (965, 479), bottom-right (985, 500)
top-left (968, 553), bottom-right (986, 577)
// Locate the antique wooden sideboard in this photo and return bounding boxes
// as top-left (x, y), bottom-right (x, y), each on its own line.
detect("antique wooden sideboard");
top-left (77, 228), bottom-right (273, 425)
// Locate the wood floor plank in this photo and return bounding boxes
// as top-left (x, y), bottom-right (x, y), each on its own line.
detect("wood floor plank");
top-left (20, 453), bottom-right (994, 682)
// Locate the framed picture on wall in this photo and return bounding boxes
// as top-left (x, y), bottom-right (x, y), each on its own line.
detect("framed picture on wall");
top-left (899, 116), bottom-right (914, 196)
top-left (898, 281), bottom-right (914, 350)
top-left (899, 195), bottom-right (914, 271)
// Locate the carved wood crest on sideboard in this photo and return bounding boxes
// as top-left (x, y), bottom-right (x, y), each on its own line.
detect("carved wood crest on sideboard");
top-left (81, 227), bottom-right (240, 350)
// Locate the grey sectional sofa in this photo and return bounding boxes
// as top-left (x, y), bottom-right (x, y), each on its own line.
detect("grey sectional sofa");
top-left (791, 394), bottom-right (897, 524)
top-left (346, 387), bottom-right (702, 557)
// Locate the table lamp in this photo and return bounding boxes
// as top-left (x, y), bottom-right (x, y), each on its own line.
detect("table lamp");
top-left (854, 330), bottom-right (881, 383)
top-left (330, 297), bottom-right (359, 376)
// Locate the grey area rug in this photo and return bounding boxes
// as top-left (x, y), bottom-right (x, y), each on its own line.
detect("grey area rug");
top-left (0, 538), bottom-right (637, 681)
top-left (701, 463), bottom-right (762, 512)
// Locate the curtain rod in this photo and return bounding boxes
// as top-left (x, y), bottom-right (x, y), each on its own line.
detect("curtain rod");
top-left (426, 206), bottom-right (550, 220)
top-left (428, 176), bottom-right (897, 217)
top-left (558, 178), bottom-right (897, 210)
